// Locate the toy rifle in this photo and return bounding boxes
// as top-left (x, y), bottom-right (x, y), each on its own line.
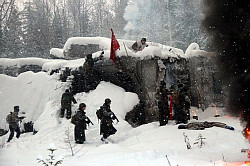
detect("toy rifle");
top-left (87, 117), bottom-right (94, 125)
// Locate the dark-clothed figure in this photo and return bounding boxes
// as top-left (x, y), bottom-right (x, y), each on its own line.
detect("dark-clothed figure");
top-left (61, 89), bottom-right (77, 119)
top-left (6, 106), bottom-right (21, 142)
top-left (174, 84), bottom-right (191, 124)
top-left (156, 81), bottom-right (169, 126)
top-left (100, 98), bottom-right (118, 142)
top-left (178, 121), bottom-right (235, 130)
top-left (82, 54), bottom-right (102, 92)
top-left (132, 38), bottom-right (148, 51)
top-left (71, 103), bottom-right (92, 144)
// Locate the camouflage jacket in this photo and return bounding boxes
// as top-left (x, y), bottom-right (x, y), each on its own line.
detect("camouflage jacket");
top-left (61, 92), bottom-right (77, 108)
top-left (6, 112), bottom-right (19, 129)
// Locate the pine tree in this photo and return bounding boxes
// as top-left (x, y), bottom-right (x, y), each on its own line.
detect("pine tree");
top-left (37, 143), bottom-right (63, 166)
top-left (112, 0), bottom-right (128, 38)
top-left (51, 8), bottom-right (63, 48)
top-left (0, 0), bottom-right (15, 57)
top-left (3, 4), bottom-right (23, 57)
top-left (21, 1), bottom-right (39, 57)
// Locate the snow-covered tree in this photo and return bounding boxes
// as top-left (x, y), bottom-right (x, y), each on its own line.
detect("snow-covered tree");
top-left (37, 143), bottom-right (63, 166)
top-left (3, 4), bottom-right (23, 57)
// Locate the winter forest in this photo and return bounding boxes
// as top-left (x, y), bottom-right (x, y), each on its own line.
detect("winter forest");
top-left (0, 0), bottom-right (207, 58)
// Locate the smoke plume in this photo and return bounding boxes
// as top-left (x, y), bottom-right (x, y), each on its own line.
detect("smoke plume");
top-left (202, 1), bottom-right (250, 120)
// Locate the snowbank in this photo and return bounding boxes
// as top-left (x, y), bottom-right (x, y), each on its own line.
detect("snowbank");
top-left (185, 43), bottom-right (215, 58)
top-left (0, 58), bottom-right (85, 75)
top-left (0, 58), bottom-right (51, 68)
top-left (0, 71), bottom-right (249, 166)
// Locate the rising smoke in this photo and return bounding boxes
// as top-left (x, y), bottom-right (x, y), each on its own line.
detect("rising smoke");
top-left (202, 1), bottom-right (250, 121)
top-left (123, 0), bottom-right (152, 40)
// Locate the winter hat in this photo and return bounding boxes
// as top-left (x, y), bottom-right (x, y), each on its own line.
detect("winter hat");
top-left (105, 98), bottom-right (111, 104)
top-left (79, 103), bottom-right (86, 109)
top-left (178, 125), bottom-right (187, 129)
top-left (141, 38), bottom-right (146, 42)
top-left (14, 106), bottom-right (19, 112)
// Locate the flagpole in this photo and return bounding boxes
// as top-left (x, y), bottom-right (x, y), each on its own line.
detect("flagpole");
top-left (123, 42), bottom-right (129, 57)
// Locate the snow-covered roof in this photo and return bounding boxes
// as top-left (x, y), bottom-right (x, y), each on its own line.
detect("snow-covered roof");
top-left (0, 58), bottom-right (51, 68)
top-left (52, 36), bottom-right (187, 60)
top-left (0, 58), bottom-right (85, 74)
top-left (185, 43), bottom-right (215, 59)
top-left (63, 37), bottom-right (111, 52)
top-left (49, 48), bottom-right (64, 58)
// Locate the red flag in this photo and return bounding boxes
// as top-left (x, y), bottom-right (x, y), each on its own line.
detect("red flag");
top-left (110, 29), bottom-right (120, 63)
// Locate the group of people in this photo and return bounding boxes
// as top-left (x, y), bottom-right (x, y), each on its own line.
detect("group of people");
top-left (70, 98), bottom-right (118, 144)
top-left (156, 81), bottom-right (191, 126)
top-left (60, 89), bottom-right (118, 144)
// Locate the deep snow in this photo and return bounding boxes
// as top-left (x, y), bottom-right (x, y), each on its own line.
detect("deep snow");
top-left (0, 70), bottom-right (249, 166)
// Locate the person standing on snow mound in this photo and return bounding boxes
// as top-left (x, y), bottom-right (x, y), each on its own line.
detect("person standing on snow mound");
top-left (71, 103), bottom-right (93, 144)
top-left (132, 38), bottom-right (148, 52)
top-left (61, 89), bottom-right (77, 119)
top-left (6, 106), bottom-right (24, 142)
top-left (100, 98), bottom-right (119, 143)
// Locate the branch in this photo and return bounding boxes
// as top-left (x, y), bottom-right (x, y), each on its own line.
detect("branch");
top-left (0, 0), bottom-right (15, 21)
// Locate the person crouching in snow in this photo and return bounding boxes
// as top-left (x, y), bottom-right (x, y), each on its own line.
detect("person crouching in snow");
top-left (132, 38), bottom-right (148, 52)
top-left (100, 98), bottom-right (119, 143)
top-left (71, 103), bottom-right (93, 144)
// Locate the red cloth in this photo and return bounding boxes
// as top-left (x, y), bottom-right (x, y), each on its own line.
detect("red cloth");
top-left (169, 95), bottom-right (173, 119)
top-left (110, 29), bottom-right (120, 63)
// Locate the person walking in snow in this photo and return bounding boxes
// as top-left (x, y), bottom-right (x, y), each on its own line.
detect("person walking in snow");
top-left (6, 106), bottom-right (23, 142)
top-left (156, 81), bottom-right (169, 126)
top-left (71, 103), bottom-right (93, 144)
top-left (100, 98), bottom-right (118, 143)
top-left (132, 38), bottom-right (148, 52)
top-left (61, 89), bottom-right (77, 119)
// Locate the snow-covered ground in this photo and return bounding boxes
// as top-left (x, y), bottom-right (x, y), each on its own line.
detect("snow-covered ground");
top-left (0, 71), bottom-right (249, 166)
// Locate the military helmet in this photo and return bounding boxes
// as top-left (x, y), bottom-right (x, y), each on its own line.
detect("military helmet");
top-left (105, 98), bottom-right (111, 104)
top-left (79, 103), bottom-right (86, 109)
top-left (14, 106), bottom-right (19, 112)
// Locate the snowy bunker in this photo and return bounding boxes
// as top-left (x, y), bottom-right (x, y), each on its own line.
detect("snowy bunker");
top-left (0, 38), bottom-right (224, 126)
top-left (57, 37), bottom-right (191, 124)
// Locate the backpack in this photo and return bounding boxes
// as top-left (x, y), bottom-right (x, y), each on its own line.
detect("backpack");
top-left (24, 121), bottom-right (34, 132)
top-left (6, 114), bottom-right (12, 124)
top-left (71, 114), bottom-right (77, 125)
top-left (96, 107), bottom-right (103, 120)
top-left (62, 94), bottom-right (71, 101)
